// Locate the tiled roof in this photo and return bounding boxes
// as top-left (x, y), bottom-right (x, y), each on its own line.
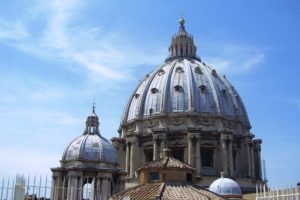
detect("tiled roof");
top-left (109, 183), bottom-right (225, 200)
top-left (137, 156), bottom-right (196, 171)
top-left (163, 185), bottom-right (224, 200)
top-left (110, 183), bottom-right (163, 200)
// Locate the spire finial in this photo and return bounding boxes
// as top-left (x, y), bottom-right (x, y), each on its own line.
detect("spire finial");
top-left (92, 97), bottom-right (96, 113)
top-left (221, 171), bottom-right (225, 178)
top-left (178, 17), bottom-right (186, 34)
top-left (179, 17), bottom-right (185, 26)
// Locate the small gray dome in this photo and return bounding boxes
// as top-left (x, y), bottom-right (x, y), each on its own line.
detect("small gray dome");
top-left (63, 134), bottom-right (117, 163)
top-left (209, 174), bottom-right (242, 196)
top-left (62, 106), bottom-right (117, 164)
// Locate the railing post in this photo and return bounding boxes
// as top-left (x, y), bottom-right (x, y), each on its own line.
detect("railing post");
top-left (1, 178), bottom-right (4, 200)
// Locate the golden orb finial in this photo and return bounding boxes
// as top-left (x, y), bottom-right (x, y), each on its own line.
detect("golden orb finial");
top-left (179, 17), bottom-right (185, 25)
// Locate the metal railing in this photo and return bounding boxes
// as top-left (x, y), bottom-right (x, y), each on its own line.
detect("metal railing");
top-left (256, 184), bottom-right (300, 200)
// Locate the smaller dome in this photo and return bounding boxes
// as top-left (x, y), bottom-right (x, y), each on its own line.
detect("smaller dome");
top-left (62, 105), bottom-right (117, 164)
top-left (209, 173), bottom-right (242, 197)
top-left (63, 134), bottom-right (117, 163)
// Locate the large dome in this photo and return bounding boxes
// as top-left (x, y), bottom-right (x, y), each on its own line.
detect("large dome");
top-left (112, 18), bottom-right (263, 192)
top-left (120, 19), bottom-right (250, 129)
top-left (121, 58), bottom-right (249, 126)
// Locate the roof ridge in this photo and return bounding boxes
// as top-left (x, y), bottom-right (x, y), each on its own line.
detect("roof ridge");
top-left (157, 182), bottom-right (166, 199)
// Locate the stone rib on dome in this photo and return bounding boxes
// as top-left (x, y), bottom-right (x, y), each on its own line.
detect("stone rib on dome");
top-left (121, 58), bottom-right (250, 127)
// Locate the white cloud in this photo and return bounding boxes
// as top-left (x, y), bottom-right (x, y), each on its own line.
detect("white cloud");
top-left (0, 18), bottom-right (28, 41)
top-left (203, 44), bottom-right (266, 74)
top-left (0, 0), bottom-right (161, 80)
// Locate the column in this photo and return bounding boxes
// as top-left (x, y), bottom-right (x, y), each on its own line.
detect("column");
top-left (246, 142), bottom-right (252, 178)
top-left (221, 136), bottom-right (228, 175)
top-left (67, 177), bottom-right (71, 200)
top-left (257, 147), bottom-right (262, 180)
top-left (195, 136), bottom-right (201, 175)
top-left (160, 136), bottom-right (166, 158)
top-left (96, 177), bottom-right (101, 200)
top-left (250, 145), bottom-right (255, 179)
top-left (130, 141), bottom-right (136, 177)
top-left (125, 143), bottom-right (130, 174)
top-left (101, 178), bottom-right (108, 200)
top-left (51, 176), bottom-right (57, 200)
top-left (153, 137), bottom-right (157, 160)
top-left (187, 135), bottom-right (193, 165)
top-left (107, 178), bottom-right (111, 199)
top-left (229, 138), bottom-right (234, 177)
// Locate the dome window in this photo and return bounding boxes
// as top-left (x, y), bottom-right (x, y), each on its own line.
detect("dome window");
top-left (157, 69), bottom-right (165, 76)
top-left (199, 85), bottom-right (206, 92)
top-left (149, 108), bottom-right (154, 115)
top-left (145, 74), bottom-right (150, 80)
top-left (220, 89), bottom-right (226, 95)
top-left (195, 67), bottom-right (203, 74)
top-left (212, 69), bottom-right (217, 77)
top-left (135, 93), bottom-right (140, 98)
top-left (174, 85), bottom-right (183, 92)
top-left (151, 88), bottom-right (159, 94)
top-left (176, 66), bottom-right (184, 73)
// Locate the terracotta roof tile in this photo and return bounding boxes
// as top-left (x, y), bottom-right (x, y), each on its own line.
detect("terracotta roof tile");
top-left (137, 157), bottom-right (196, 171)
top-left (110, 183), bottom-right (225, 200)
top-left (110, 183), bottom-right (164, 200)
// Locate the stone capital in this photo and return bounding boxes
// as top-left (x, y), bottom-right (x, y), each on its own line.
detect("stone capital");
top-left (97, 173), bottom-right (112, 179)
top-left (125, 134), bottom-right (138, 144)
top-left (151, 127), bottom-right (168, 134)
top-left (187, 133), bottom-right (200, 140)
top-left (186, 127), bottom-right (202, 134)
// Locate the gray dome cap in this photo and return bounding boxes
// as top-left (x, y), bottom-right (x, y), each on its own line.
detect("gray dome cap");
top-left (209, 173), bottom-right (242, 196)
top-left (62, 106), bottom-right (117, 164)
top-left (63, 134), bottom-right (117, 163)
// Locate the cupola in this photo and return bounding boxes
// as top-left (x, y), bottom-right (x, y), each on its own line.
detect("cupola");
top-left (166, 17), bottom-right (199, 61)
top-left (85, 104), bottom-right (100, 135)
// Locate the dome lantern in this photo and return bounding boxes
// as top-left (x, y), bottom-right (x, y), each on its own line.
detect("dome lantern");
top-left (167, 17), bottom-right (198, 62)
top-left (85, 104), bottom-right (100, 135)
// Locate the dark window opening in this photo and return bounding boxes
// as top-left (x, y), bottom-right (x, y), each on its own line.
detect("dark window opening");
top-left (186, 173), bottom-right (192, 182)
top-left (144, 149), bottom-right (153, 162)
top-left (233, 150), bottom-right (237, 171)
top-left (174, 85), bottom-right (183, 92)
top-left (149, 108), bottom-right (153, 115)
top-left (199, 85), bottom-right (206, 92)
top-left (171, 148), bottom-right (184, 162)
top-left (149, 172), bottom-right (159, 181)
top-left (151, 88), bottom-right (158, 94)
top-left (201, 147), bottom-right (214, 167)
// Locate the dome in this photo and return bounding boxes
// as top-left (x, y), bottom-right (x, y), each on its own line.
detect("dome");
top-left (209, 173), bottom-right (242, 196)
top-left (122, 59), bottom-right (249, 124)
top-left (62, 106), bottom-right (117, 164)
top-left (63, 134), bottom-right (117, 163)
top-left (120, 19), bottom-right (250, 130)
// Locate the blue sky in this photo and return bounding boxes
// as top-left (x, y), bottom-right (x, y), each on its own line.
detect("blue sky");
top-left (0, 0), bottom-right (299, 187)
